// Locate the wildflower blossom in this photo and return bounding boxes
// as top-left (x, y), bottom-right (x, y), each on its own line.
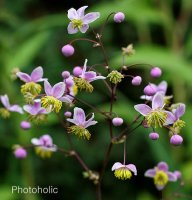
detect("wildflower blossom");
top-left (31, 134), bottom-right (57, 158)
top-left (112, 162), bottom-right (137, 180)
top-left (67, 6), bottom-right (100, 34)
top-left (144, 162), bottom-right (177, 190)
top-left (0, 94), bottom-right (23, 118)
top-left (67, 107), bottom-right (97, 140)
top-left (73, 59), bottom-right (105, 92)
top-left (134, 93), bottom-right (175, 128)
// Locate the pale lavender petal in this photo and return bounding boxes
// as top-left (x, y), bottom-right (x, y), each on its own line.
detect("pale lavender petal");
top-left (44, 81), bottom-right (52, 96)
top-left (52, 82), bottom-right (65, 98)
top-left (157, 81), bottom-right (167, 93)
top-left (79, 24), bottom-right (89, 33)
top-left (81, 59), bottom-right (88, 76)
top-left (73, 107), bottom-right (86, 125)
top-left (134, 104), bottom-right (152, 116)
top-left (156, 185), bottom-right (165, 190)
top-left (152, 92), bottom-right (164, 109)
top-left (67, 118), bottom-right (78, 125)
top-left (126, 164), bottom-right (137, 175)
top-left (16, 72), bottom-right (31, 82)
top-left (140, 95), bottom-right (153, 101)
top-left (31, 138), bottom-right (40, 146)
top-left (23, 105), bottom-right (37, 115)
top-left (175, 104), bottom-right (185, 119)
top-left (0, 95), bottom-right (10, 108)
top-left (33, 99), bottom-right (41, 110)
top-left (144, 169), bottom-right (156, 177)
top-left (9, 105), bottom-right (23, 114)
top-left (112, 162), bottom-right (123, 171)
top-left (67, 22), bottom-right (78, 34)
top-left (157, 162), bottom-right (168, 171)
top-left (67, 8), bottom-right (78, 20)
top-left (59, 96), bottom-right (72, 104)
top-left (82, 12), bottom-right (100, 24)
top-left (164, 111), bottom-right (176, 125)
top-left (167, 172), bottom-right (177, 182)
top-left (82, 71), bottom-right (96, 81)
top-left (77, 6), bottom-right (88, 18)
top-left (31, 66), bottom-right (43, 82)
top-left (84, 113), bottom-right (97, 128)
top-left (38, 107), bottom-right (49, 114)
top-left (88, 75), bottom-right (106, 82)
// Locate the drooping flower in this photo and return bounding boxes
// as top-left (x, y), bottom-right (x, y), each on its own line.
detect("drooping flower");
top-left (134, 93), bottom-right (175, 128)
top-left (67, 107), bottom-right (97, 140)
top-left (112, 162), bottom-right (137, 180)
top-left (23, 99), bottom-right (50, 122)
top-left (31, 134), bottom-right (57, 158)
top-left (67, 6), bottom-right (100, 34)
top-left (144, 162), bottom-right (177, 190)
top-left (0, 94), bottom-right (23, 118)
top-left (16, 67), bottom-right (46, 101)
top-left (41, 81), bottom-right (71, 113)
top-left (73, 59), bottom-right (105, 92)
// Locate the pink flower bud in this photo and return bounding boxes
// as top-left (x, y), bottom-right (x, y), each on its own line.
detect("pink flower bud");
top-left (150, 67), bottom-right (162, 78)
top-left (132, 76), bottom-right (142, 86)
top-left (173, 171), bottom-right (182, 179)
top-left (73, 66), bottom-right (83, 77)
top-left (14, 147), bottom-right (27, 159)
top-left (61, 44), bottom-right (75, 57)
top-left (170, 135), bottom-right (183, 146)
top-left (65, 77), bottom-right (74, 87)
top-left (149, 132), bottom-right (159, 140)
top-left (64, 111), bottom-right (72, 118)
top-left (20, 121), bottom-right (31, 130)
top-left (114, 12), bottom-right (125, 23)
top-left (62, 71), bottom-right (70, 79)
top-left (144, 84), bottom-right (157, 96)
top-left (112, 117), bottom-right (123, 126)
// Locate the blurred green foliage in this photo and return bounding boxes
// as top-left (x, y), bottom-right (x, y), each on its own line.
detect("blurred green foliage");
top-left (0, 0), bottom-right (192, 199)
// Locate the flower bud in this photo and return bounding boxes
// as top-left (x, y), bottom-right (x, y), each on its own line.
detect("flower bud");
top-left (62, 71), bottom-right (70, 79)
top-left (112, 117), bottom-right (124, 126)
top-left (20, 121), bottom-right (31, 130)
top-left (132, 76), bottom-right (142, 86)
top-left (149, 132), bottom-right (159, 140)
top-left (14, 147), bottom-right (27, 159)
top-left (73, 66), bottom-right (83, 77)
top-left (150, 67), bottom-right (162, 78)
top-left (144, 84), bottom-right (157, 96)
top-left (65, 77), bottom-right (74, 87)
top-left (170, 135), bottom-right (183, 146)
top-left (64, 111), bottom-right (72, 118)
top-left (173, 171), bottom-right (182, 180)
top-left (61, 44), bottom-right (75, 57)
top-left (114, 12), bottom-right (125, 23)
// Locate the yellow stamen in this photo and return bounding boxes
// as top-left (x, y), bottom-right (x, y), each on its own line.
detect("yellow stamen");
top-left (107, 70), bottom-right (124, 84)
top-left (114, 168), bottom-right (132, 180)
top-left (0, 108), bottom-right (10, 118)
top-left (35, 147), bottom-right (53, 158)
top-left (72, 19), bottom-right (83, 29)
top-left (28, 114), bottom-right (47, 123)
top-left (154, 170), bottom-right (168, 186)
top-left (73, 77), bottom-right (93, 93)
top-left (41, 96), bottom-right (62, 113)
top-left (68, 125), bottom-right (91, 140)
top-left (21, 82), bottom-right (41, 96)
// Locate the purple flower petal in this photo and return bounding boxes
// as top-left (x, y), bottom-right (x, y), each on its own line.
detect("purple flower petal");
top-left (66, 118), bottom-right (77, 125)
top-left (81, 59), bottom-right (88, 76)
top-left (67, 8), bottom-right (78, 20)
top-left (167, 172), bottom-right (177, 182)
top-left (89, 75), bottom-right (106, 82)
top-left (79, 24), bottom-right (89, 33)
top-left (112, 162), bottom-right (123, 171)
top-left (83, 12), bottom-right (100, 24)
top-left (175, 103), bottom-right (185, 119)
top-left (73, 107), bottom-right (86, 125)
top-left (67, 22), bottom-right (78, 34)
top-left (134, 104), bottom-right (152, 116)
top-left (84, 113), bottom-right (98, 128)
top-left (16, 72), bottom-right (31, 83)
top-left (82, 71), bottom-right (96, 81)
top-left (157, 81), bottom-right (167, 93)
top-left (31, 66), bottom-right (43, 82)
top-left (52, 82), bottom-right (65, 98)
top-left (157, 162), bottom-right (168, 171)
top-left (44, 81), bottom-right (52, 96)
top-left (144, 169), bottom-right (156, 177)
top-left (126, 164), bottom-right (137, 175)
top-left (77, 6), bottom-right (88, 18)
top-left (59, 96), bottom-right (72, 104)
top-left (23, 105), bottom-right (37, 115)
top-left (9, 105), bottom-right (23, 114)
top-left (164, 111), bottom-right (176, 125)
top-left (0, 95), bottom-right (10, 108)
top-left (152, 93), bottom-right (164, 109)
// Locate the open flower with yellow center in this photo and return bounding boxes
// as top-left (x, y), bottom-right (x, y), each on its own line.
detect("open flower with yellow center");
top-left (67, 6), bottom-right (100, 34)
top-left (145, 162), bottom-right (177, 190)
top-left (74, 59), bottom-right (105, 92)
top-left (41, 81), bottom-right (71, 113)
top-left (67, 107), bottom-right (97, 140)
top-left (31, 134), bottom-right (57, 158)
top-left (134, 93), bottom-right (175, 128)
top-left (16, 67), bottom-right (46, 99)
top-left (112, 162), bottom-right (137, 180)
top-left (0, 94), bottom-right (23, 118)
